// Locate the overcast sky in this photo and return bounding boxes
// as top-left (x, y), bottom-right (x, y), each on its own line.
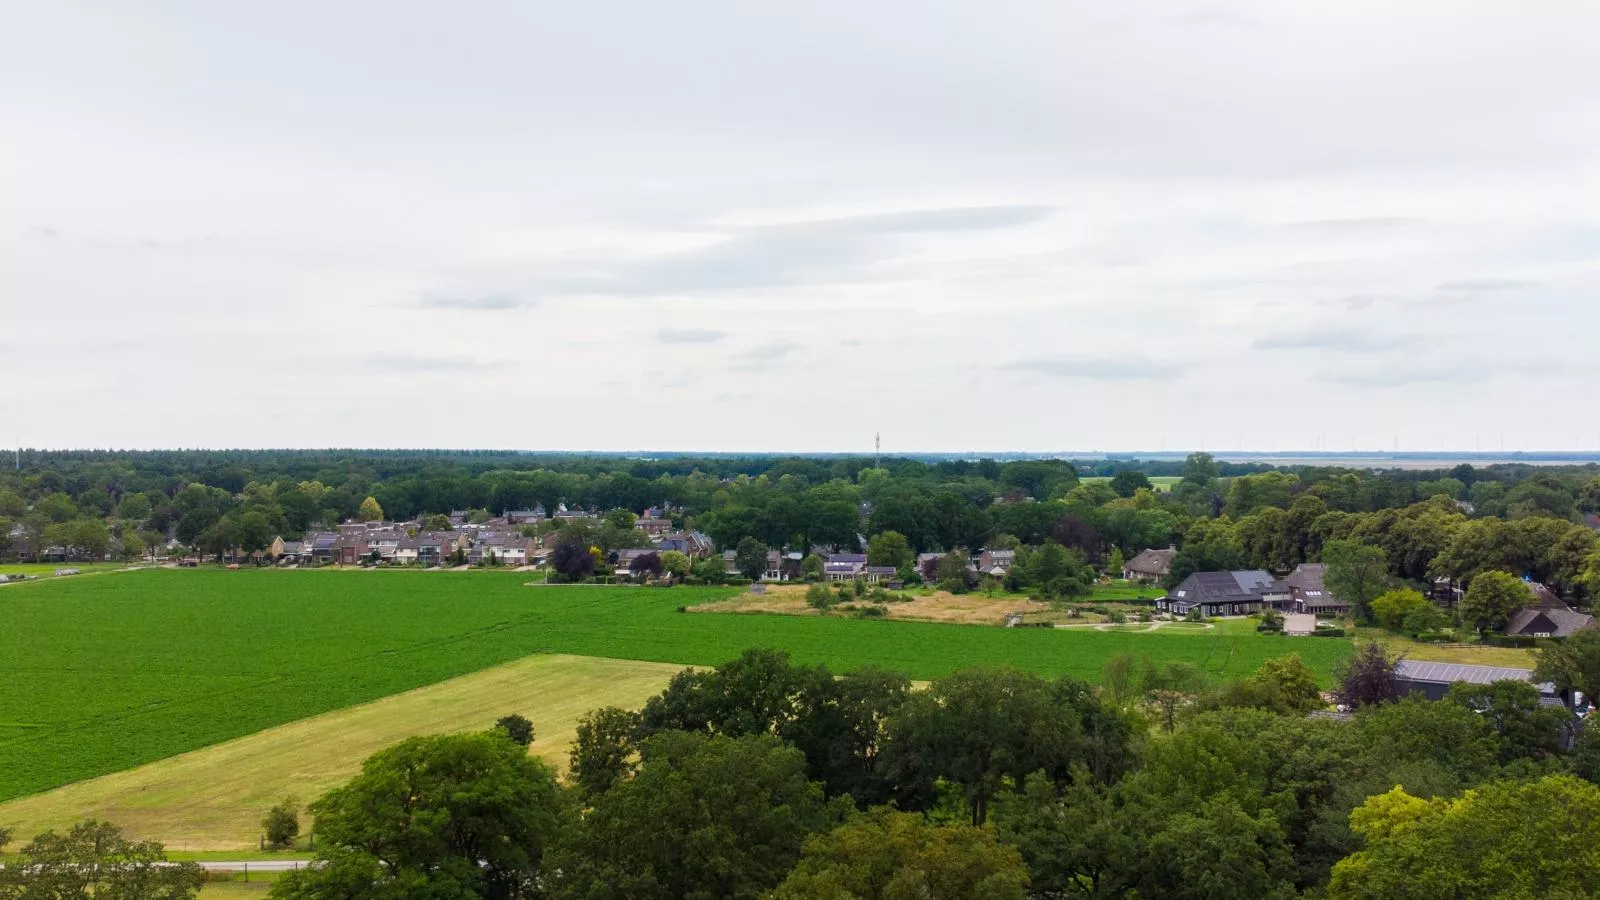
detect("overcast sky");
top-left (4, 2), bottom-right (1598, 453)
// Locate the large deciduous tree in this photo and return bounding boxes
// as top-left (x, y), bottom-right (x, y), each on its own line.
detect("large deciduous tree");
top-left (0, 820), bottom-right (204, 899)
top-left (880, 668), bottom-right (1130, 825)
top-left (552, 731), bottom-right (833, 900)
top-left (552, 532), bottom-right (597, 581)
top-left (1322, 540), bottom-right (1387, 623)
top-left (770, 807), bottom-right (1029, 900)
top-left (866, 530), bottom-right (913, 571)
top-left (1327, 776), bottom-right (1600, 899)
top-left (273, 732), bottom-right (570, 900)
top-left (356, 496), bottom-right (384, 522)
top-left (734, 536), bottom-right (770, 581)
top-left (1109, 470), bottom-right (1153, 498)
top-left (636, 650), bottom-right (911, 807)
top-left (569, 706), bottom-right (642, 802)
top-left (1459, 570), bottom-right (1532, 635)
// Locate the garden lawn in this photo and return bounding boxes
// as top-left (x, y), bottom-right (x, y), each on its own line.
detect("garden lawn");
top-left (0, 570), bottom-right (1351, 803)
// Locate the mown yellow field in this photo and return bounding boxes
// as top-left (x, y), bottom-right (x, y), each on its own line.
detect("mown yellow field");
top-left (0, 654), bottom-right (681, 850)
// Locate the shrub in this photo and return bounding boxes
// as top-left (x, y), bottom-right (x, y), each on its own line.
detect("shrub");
top-left (1372, 589), bottom-right (1431, 632)
top-left (263, 796), bottom-right (300, 850)
top-left (495, 713), bottom-right (535, 747)
top-left (1107, 611), bottom-right (1127, 624)
top-left (805, 583), bottom-right (834, 611)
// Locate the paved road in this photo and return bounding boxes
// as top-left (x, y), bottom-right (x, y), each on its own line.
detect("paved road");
top-left (195, 859), bottom-right (314, 872)
top-left (0, 860), bottom-right (313, 873)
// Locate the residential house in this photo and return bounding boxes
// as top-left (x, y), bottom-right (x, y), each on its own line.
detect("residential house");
top-left (977, 548), bottom-right (1015, 577)
top-left (305, 532), bottom-right (340, 564)
top-left (333, 533), bottom-right (368, 565)
top-left (278, 540), bottom-right (302, 564)
top-left (1123, 548), bottom-right (1176, 583)
top-left (393, 536), bottom-right (422, 566)
top-left (1506, 604), bottom-right (1595, 639)
top-left (637, 515), bottom-right (673, 538)
top-left (1526, 580), bottom-right (1565, 609)
top-left (1285, 564), bottom-right (1347, 615)
top-left (1158, 570), bottom-right (1290, 617)
top-left (249, 536), bottom-right (288, 565)
top-left (864, 565), bottom-right (897, 584)
top-left (824, 553), bottom-right (868, 582)
top-left (612, 548), bottom-right (659, 575)
top-left (415, 532), bottom-right (464, 566)
top-left (722, 548), bottom-right (787, 581)
top-left (1394, 660), bottom-right (1562, 704)
top-left (503, 509), bottom-right (544, 525)
top-left (658, 531), bottom-right (714, 558)
top-left (472, 531), bottom-right (533, 567)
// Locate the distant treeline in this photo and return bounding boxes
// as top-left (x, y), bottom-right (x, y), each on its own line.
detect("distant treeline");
top-left (4, 450), bottom-right (1600, 606)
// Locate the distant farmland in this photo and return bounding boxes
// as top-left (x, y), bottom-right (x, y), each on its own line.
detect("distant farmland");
top-left (1081, 475), bottom-right (1182, 492)
top-left (0, 570), bottom-right (1351, 802)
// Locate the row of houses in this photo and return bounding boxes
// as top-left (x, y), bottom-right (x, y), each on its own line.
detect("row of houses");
top-left (1154, 564), bottom-right (1596, 638)
top-left (267, 528), bottom-right (536, 567)
top-left (247, 508), bottom-right (715, 570)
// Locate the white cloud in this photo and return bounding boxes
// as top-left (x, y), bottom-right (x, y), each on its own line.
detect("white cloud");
top-left (2, 1), bottom-right (1598, 451)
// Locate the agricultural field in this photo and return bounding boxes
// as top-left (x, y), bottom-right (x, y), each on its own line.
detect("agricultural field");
top-left (1081, 475), bottom-right (1182, 493)
top-left (0, 654), bottom-right (679, 849)
top-left (0, 570), bottom-right (1353, 805)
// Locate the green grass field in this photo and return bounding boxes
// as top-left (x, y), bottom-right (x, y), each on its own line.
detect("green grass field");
top-left (1081, 475), bottom-right (1181, 493)
top-left (0, 570), bottom-right (1352, 804)
top-left (0, 654), bottom-right (679, 849)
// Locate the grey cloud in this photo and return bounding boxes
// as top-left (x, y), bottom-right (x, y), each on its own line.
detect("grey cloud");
top-left (1280, 217), bottom-right (1424, 231)
top-left (1436, 278), bottom-right (1541, 292)
top-left (1316, 359), bottom-right (1561, 389)
top-left (773, 205), bottom-right (1054, 237)
top-left (656, 327), bottom-right (726, 344)
top-left (1170, 8), bottom-right (1259, 29)
top-left (1001, 356), bottom-right (1185, 381)
top-left (1251, 330), bottom-right (1411, 352)
top-left (419, 292), bottom-right (531, 311)
top-left (729, 340), bottom-right (803, 372)
top-left (661, 369), bottom-right (700, 388)
top-left (504, 205), bottom-right (1055, 299)
top-left (365, 353), bottom-right (507, 373)
top-left (1337, 295), bottom-right (1385, 310)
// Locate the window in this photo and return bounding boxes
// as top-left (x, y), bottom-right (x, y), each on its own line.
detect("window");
top-left (1175, 590), bottom-right (1186, 598)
